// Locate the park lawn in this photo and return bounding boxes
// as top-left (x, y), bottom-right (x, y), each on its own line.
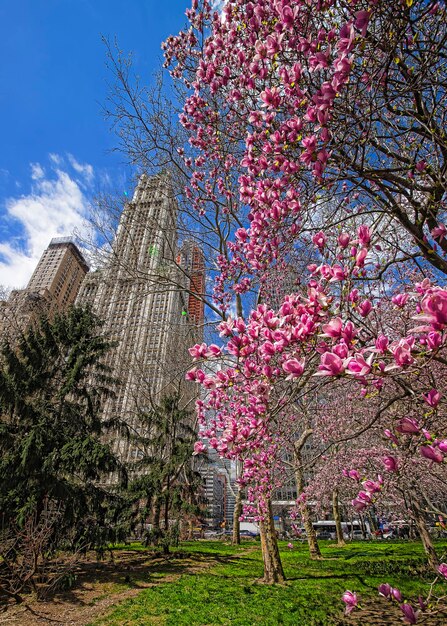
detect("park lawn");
top-left (90, 540), bottom-right (447, 626)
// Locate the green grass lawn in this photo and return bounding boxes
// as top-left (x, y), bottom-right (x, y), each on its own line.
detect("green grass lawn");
top-left (90, 540), bottom-right (447, 626)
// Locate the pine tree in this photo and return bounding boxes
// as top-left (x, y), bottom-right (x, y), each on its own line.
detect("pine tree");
top-left (127, 394), bottom-right (203, 552)
top-left (0, 305), bottom-right (123, 550)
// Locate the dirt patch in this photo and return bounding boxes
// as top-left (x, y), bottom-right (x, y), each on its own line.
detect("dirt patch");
top-left (0, 549), bottom-right (215, 626)
top-left (342, 597), bottom-right (447, 625)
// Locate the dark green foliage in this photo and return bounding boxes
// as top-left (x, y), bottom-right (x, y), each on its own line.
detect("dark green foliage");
top-left (0, 306), bottom-right (124, 550)
top-left (127, 394), bottom-right (205, 549)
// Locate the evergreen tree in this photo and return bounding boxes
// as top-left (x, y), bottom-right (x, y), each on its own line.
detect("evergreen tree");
top-left (0, 305), bottom-right (123, 549)
top-left (128, 394), bottom-right (204, 551)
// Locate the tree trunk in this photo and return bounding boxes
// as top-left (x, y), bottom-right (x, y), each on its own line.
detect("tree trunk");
top-left (259, 499), bottom-right (285, 583)
top-left (164, 494), bottom-right (169, 531)
top-left (151, 499), bottom-right (162, 547)
top-left (411, 498), bottom-right (438, 570)
top-left (153, 499), bottom-right (161, 530)
top-left (232, 485), bottom-right (242, 545)
top-left (187, 519), bottom-right (194, 540)
top-left (293, 438), bottom-right (321, 559)
top-left (359, 514), bottom-right (367, 539)
top-left (332, 489), bottom-right (345, 547)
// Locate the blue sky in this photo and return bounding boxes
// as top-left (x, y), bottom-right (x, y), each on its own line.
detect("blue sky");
top-left (0, 0), bottom-right (188, 288)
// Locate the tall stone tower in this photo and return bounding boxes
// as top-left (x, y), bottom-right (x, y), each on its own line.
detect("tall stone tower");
top-left (0, 237), bottom-right (89, 338)
top-left (26, 237), bottom-right (89, 308)
top-left (76, 173), bottom-right (203, 463)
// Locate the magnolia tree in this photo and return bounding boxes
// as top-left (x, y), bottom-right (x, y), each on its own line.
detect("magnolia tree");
top-left (308, 378), bottom-right (447, 551)
top-left (163, 0), bottom-right (447, 613)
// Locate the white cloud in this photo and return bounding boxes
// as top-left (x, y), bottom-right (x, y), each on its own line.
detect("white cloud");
top-left (0, 155), bottom-right (94, 290)
top-left (49, 153), bottom-right (63, 166)
top-left (67, 154), bottom-right (94, 184)
top-left (30, 162), bottom-right (45, 180)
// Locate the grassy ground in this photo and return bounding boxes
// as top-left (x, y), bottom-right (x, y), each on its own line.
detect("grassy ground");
top-left (89, 539), bottom-right (447, 626)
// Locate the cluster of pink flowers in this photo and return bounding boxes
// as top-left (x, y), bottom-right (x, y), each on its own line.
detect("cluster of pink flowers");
top-left (350, 473), bottom-right (383, 513)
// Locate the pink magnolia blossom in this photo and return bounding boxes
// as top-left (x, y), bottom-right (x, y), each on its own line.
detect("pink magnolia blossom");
top-left (352, 493), bottom-right (372, 511)
top-left (392, 588), bottom-right (402, 602)
top-left (357, 225), bottom-right (371, 246)
top-left (282, 358), bottom-right (305, 379)
top-left (189, 343), bottom-right (210, 359)
top-left (342, 591), bottom-right (359, 615)
top-left (206, 344), bottom-right (222, 357)
top-left (383, 456), bottom-right (398, 472)
top-left (357, 490), bottom-right (373, 504)
top-left (378, 583), bottom-right (392, 598)
top-left (358, 300), bottom-right (372, 317)
top-left (347, 353), bottom-right (372, 378)
top-left (391, 339), bottom-right (415, 367)
top-left (354, 10), bottom-right (371, 36)
top-left (420, 445), bottom-right (444, 463)
top-left (396, 418), bottom-right (420, 434)
top-left (321, 317), bottom-right (343, 338)
top-left (425, 331), bottom-right (442, 351)
top-left (375, 335), bottom-right (389, 353)
top-left (329, 265), bottom-right (346, 282)
top-left (333, 342), bottom-right (349, 359)
top-left (185, 368), bottom-right (198, 381)
top-left (362, 478), bottom-right (382, 494)
top-left (260, 87), bottom-right (281, 109)
top-left (193, 441), bottom-right (207, 455)
top-left (415, 160), bottom-right (427, 172)
top-left (312, 230), bottom-right (327, 250)
top-left (423, 389), bottom-right (441, 408)
top-left (384, 429), bottom-right (399, 445)
top-left (355, 247), bottom-right (368, 267)
top-left (438, 563), bottom-right (447, 578)
top-left (431, 223), bottom-right (446, 241)
top-left (185, 368), bottom-right (206, 383)
top-left (416, 289), bottom-right (447, 331)
top-left (338, 232), bottom-right (350, 248)
top-left (341, 321), bottom-right (357, 343)
top-left (316, 352), bottom-right (346, 376)
top-left (400, 603), bottom-right (418, 624)
top-left (349, 289), bottom-right (359, 302)
top-left (392, 293), bottom-right (409, 308)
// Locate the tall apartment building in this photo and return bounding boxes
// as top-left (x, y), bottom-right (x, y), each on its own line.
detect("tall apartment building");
top-left (76, 173), bottom-right (204, 463)
top-left (0, 237), bottom-right (89, 337)
top-left (180, 241), bottom-right (205, 324)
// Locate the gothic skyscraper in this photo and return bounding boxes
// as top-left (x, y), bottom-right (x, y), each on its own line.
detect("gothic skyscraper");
top-left (76, 173), bottom-right (204, 463)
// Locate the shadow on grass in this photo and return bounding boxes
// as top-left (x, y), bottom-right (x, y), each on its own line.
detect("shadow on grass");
top-left (287, 572), bottom-right (374, 588)
top-left (1, 547), bottom-right (249, 616)
top-left (28, 547), bottom-right (258, 608)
